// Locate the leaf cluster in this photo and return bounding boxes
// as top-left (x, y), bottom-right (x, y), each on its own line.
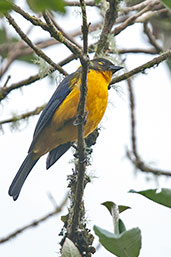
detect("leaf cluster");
top-left (0, 0), bottom-right (66, 15)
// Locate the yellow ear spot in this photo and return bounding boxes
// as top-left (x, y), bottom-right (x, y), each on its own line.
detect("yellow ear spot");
top-left (98, 62), bottom-right (103, 65)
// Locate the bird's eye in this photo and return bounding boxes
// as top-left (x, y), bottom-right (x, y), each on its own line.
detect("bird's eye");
top-left (98, 61), bottom-right (103, 66)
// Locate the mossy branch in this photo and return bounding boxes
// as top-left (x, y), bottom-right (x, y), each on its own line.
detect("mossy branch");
top-left (0, 105), bottom-right (46, 127)
top-left (11, 2), bottom-right (82, 58)
top-left (6, 14), bottom-right (67, 76)
top-left (95, 0), bottom-right (119, 57)
top-left (67, 0), bottom-right (89, 245)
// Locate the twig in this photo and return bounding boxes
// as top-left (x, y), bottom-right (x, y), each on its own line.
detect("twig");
top-left (0, 18), bottom-right (36, 78)
top-left (2, 75), bottom-right (11, 87)
top-left (0, 22), bottom-right (101, 70)
top-left (65, 1), bottom-right (97, 6)
top-left (113, 1), bottom-right (160, 36)
top-left (0, 50), bottom-right (79, 102)
top-left (135, 8), bottom-right (168, 23)
top-left (0, 41), bottom-right (25, 79)
top-left (1, 50), bottom-right (170, 121)
top-left (43, 12), bottom-right (82, 58)
top-left (0, 42), bottom-right (15, 54)
top-left (127, 78), bottom-right (138, 158)
top-left (6, 14), bottom-right (67, 76)
top-left (58, 54), bottom-right (76, 66)
top-left (81, 1), bottom-right (89, 56)
top-left (1, 50), bottom-right (170, 123)
top-left (143, 22), bottom-right (162, 53)
top-left (95, 0), bottom-right (119, 56)
top-left (0, 194), bottom-right (68, 244)
top-left (126, 59), bottom-right (171, 177)
top-left (47, 11), bottom-right (82, 50)
top-left (127, 151), bottom-right (171, 177)
top-left (117, 48), bottom-right (157, 55)
top-left (110, 50), bottom-right (171, 85)
top-left (11, 3), bottom-right (49, 29)
top-left (121, 0), bottom-right (160, 14)
top-left (0, 39), bottom-right (56, 59)
top-left (0, 54), bottom-right (78, 102)
top-left (0, 70), bottom-right (54, 102)
top-left (0, 104), bottom-right (46, 126)
top-left (0, 57), bottom-right (14, 79)
top-left (11, 3), bottom-right (82, 58)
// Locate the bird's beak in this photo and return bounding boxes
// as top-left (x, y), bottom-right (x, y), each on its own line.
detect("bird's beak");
top-left (110, 65), bottom-right (123, 74)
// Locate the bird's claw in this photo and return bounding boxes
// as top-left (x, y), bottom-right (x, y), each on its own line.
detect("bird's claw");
top-left (73, 111), bottom-right (88, 126)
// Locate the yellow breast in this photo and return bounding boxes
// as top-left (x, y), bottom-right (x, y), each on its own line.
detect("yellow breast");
top-left (53, 69), bottom-right (112, 139)
top-left (84, 69), bottom-right (110, 136)
top-left (33, 70), bottom-right (112, 156)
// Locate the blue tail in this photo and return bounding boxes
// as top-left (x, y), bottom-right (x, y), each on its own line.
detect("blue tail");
top-left (8, 152), bottom-right (39, 201)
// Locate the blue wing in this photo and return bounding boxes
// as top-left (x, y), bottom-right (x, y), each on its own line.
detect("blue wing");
top-left (28, 72), bottom-right (75, 152)
top-left (46, 142), bottom-right (71, 169)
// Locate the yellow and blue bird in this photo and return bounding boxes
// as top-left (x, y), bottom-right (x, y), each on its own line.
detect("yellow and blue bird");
top-left (8, 58), bottom-right (122, 200)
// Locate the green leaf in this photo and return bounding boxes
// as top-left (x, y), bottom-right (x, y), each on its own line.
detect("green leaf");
top-left (0, 28), bottom-right (7, 44)
top-left (0, 0), bottom-right (13, 15)
top-left (161, 0), bottom-right (171, 10)
top-left (94, 225), bottom-right (141, 257)
top-left (18, 54), bottom-right (35, 64)
top-left (26, 0), bottom-right (66, 13)
top-left (118, 218), bottom-right (126, 233)
top-left (129, 188), bottom-right (171, 208)
top-left (61, 238), bottom-right (82, 257)
top-left (61, 213), bottom-right (69, 223)
top-left (102, 201), bottom-right (131, 215)
top-left (94, 0), bottom-right (101, 4)
top-left (119, 205), bottom-right (131, 214)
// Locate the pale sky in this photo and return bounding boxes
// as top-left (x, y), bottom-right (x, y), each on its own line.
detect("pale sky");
top-left (0, 3), bottom-right (171, 257)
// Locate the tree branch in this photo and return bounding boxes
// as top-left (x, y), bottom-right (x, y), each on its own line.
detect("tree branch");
top-left (43, 11), bottom-right (82, 57)
top-left (127, 151), bottom-right (171, 177)
top-left (121, 0), bottom-right (160, 14)
top-left (110, 50), bottom-right (171, 85)
top-left (65, 1), bottom-right (97, 7)
top-left (0, 21), bottom-right (102, 79)
top-left (46, 11), bottom-right (82, 50)
top-left (11, 3), bottom-right (82, 58)
top-left (1, 51), bottom-right (170, 128)
top-left (127, 78), bottom-right (138, 158)
top-left (113, 1), bottom-right (161, 36)
top-left (2, 75), bottom-right (11, 87)
top-left (135, 7), bottom-right (168, 23)
top-left (0, 70), bottom-right (54, 102)
top-left (0, 105), bottom-right (46, 127)
top-left (61, 2), bottom-right (96, 256)
top-left (0, 194), bottom-right (68, 244)
top-left (6, 14), bottom-right (67, 76)
top-left (95, 0), bottom-right (119, 56)
top-left (117, 48), bottom-right (157, 55)
top-left (0, 40), bottom-right (25, 79)
top-left (126, 62), bottom-right (171, 177)
top-left (143, 22), bottom-right (162, 53)
top-left (68, 0), bottom-right (89, 241)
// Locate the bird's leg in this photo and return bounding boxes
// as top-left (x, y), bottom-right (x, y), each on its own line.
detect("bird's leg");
top-left (83, 111), bottom-right (88, 125)
top-left (73, 111), bottom-right (88, 126)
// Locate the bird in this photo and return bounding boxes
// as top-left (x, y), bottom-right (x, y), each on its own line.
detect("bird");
top-left (8, 58), bottom-right (122, 200)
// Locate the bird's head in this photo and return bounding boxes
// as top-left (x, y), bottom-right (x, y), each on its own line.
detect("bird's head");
top-left (90, 58), bottom-right (123, 74)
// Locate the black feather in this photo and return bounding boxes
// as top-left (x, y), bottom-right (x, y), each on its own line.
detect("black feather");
top-left (8, 153), bottom-right (39, 200)
top-left (46, 142), bottom-right (71, 169)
